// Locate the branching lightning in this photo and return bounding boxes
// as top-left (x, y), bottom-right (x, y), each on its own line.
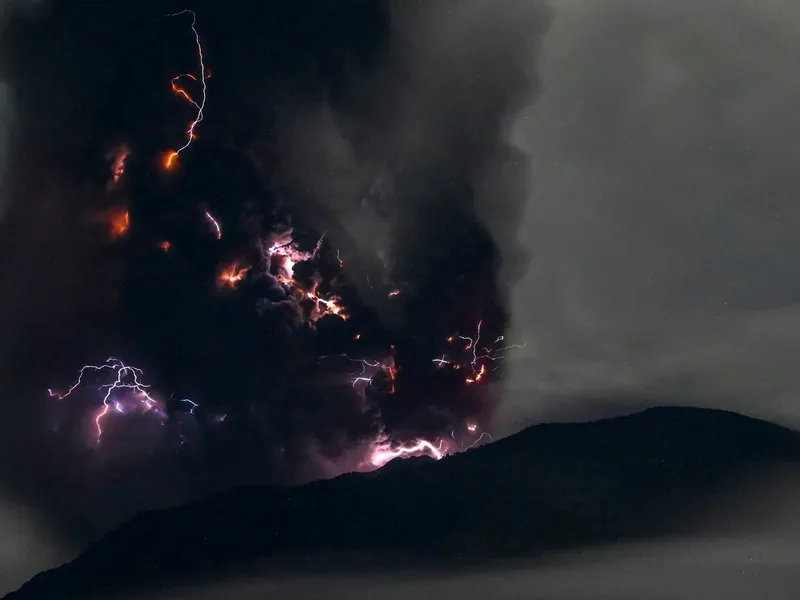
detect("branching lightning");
top-left (461, 431), bottom-right (494, 452)
top-left (44, 5), bottom-right (527, 481)
top-left (434, 319), bottom-right (528, 385)
top-left (368, 437), bottom-right (445, 468)
top-left (49, 358), bottom-right (169, 443)
top-left (180, 398), bottom-right (199, 414)
top-left (162, 9), bottom-right (208, 171)
top-left (319, 354), bottom-right (393, 390)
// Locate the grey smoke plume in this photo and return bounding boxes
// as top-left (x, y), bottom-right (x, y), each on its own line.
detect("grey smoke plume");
top-left (276, 0), bottom-right (550, 312)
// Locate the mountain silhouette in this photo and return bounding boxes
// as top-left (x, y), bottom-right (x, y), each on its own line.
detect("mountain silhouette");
top-left (7, 406), bottom-right (800, 599)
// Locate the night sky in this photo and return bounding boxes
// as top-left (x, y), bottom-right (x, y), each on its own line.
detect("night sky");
top-left (4, 0), bottom-right (800, 595)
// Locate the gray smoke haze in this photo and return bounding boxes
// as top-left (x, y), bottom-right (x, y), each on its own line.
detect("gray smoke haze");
top-left (107, 467), bottom-right (800, 600)
top-left (0, 500), bottom-right (68, 595)
top-left (131, 537), bottom-right (800, 600)
top-left (0, 2), bottom-right (76, 595)
top-left (499, 0), bottom-right (800, 433)
top-left (0, 0), bottom-right (40, 218)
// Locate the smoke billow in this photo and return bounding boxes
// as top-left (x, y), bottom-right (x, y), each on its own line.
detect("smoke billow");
top-left (280, 1), bottom-right (546, 309)
top-left (271, 0), bottom-right (549, 438)
top-left (0, 0), bottom-right (551, 557)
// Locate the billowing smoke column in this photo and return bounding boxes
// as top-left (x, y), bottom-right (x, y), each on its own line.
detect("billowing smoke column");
top-left (259, 0), bottom-right (549, 464)
top-left (0, 0), bottom-right (549, 542)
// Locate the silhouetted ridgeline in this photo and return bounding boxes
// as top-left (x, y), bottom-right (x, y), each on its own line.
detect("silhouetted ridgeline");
top-left (7, 406), bottom-right (800, 599)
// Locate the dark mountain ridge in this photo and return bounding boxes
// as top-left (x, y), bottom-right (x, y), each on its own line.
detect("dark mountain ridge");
top-left (7, 406), bottom-right (800, 599)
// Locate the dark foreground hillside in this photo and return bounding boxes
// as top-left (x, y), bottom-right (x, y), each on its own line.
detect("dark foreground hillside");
top-left (8, 406), bottom-right (800, 599)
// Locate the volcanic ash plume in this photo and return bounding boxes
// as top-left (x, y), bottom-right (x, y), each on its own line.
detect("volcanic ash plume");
top-left (269, 0), bottom-right (551, 445)
top-left (0, 0), bottom-right (552, 548)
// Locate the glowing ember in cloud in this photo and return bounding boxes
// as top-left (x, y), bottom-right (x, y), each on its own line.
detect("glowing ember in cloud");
top-left (162, 9), bottom-right (208, 170)
top-left (48, 358), bottom-right (167, 443)
top-left (159, 240), bottom-right (172, 252)
top-left (383, 351), bottom-right (397, 393)
top-left (106, 144), bottom-right (130, 190)
top-left (264, 228), bottom-right (324, 285)
top-left (263, 229), bottom-right (346, 324)
top-left (204, 210), bottom-right (222, 239)
top-left (303, 286), bottom-right (348, 323)
top-left (162, 150), bottom-right (180, 171)
top-left (388, 289), bottom-right (401, 297)
top-left (465, 363), bottom-right (487, 384)
top-left (218, 261), bottom-right (249, 288)
top-left (108, 207), bottom-right (130, 238)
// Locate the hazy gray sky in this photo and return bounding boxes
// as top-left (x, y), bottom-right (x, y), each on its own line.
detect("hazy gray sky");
top-left (501, 0), bottom-right (800, 432)
top-left (137, 538), bottom-right (800, 600)
top-left (0, 1), bottom-right (71, 594)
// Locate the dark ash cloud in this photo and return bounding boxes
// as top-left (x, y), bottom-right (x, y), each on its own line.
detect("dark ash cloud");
top-left (0, 0), bottom-right (552, 581)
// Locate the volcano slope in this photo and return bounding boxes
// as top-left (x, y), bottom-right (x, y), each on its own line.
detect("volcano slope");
top-left (7, 406), bottom-right (800, 599)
